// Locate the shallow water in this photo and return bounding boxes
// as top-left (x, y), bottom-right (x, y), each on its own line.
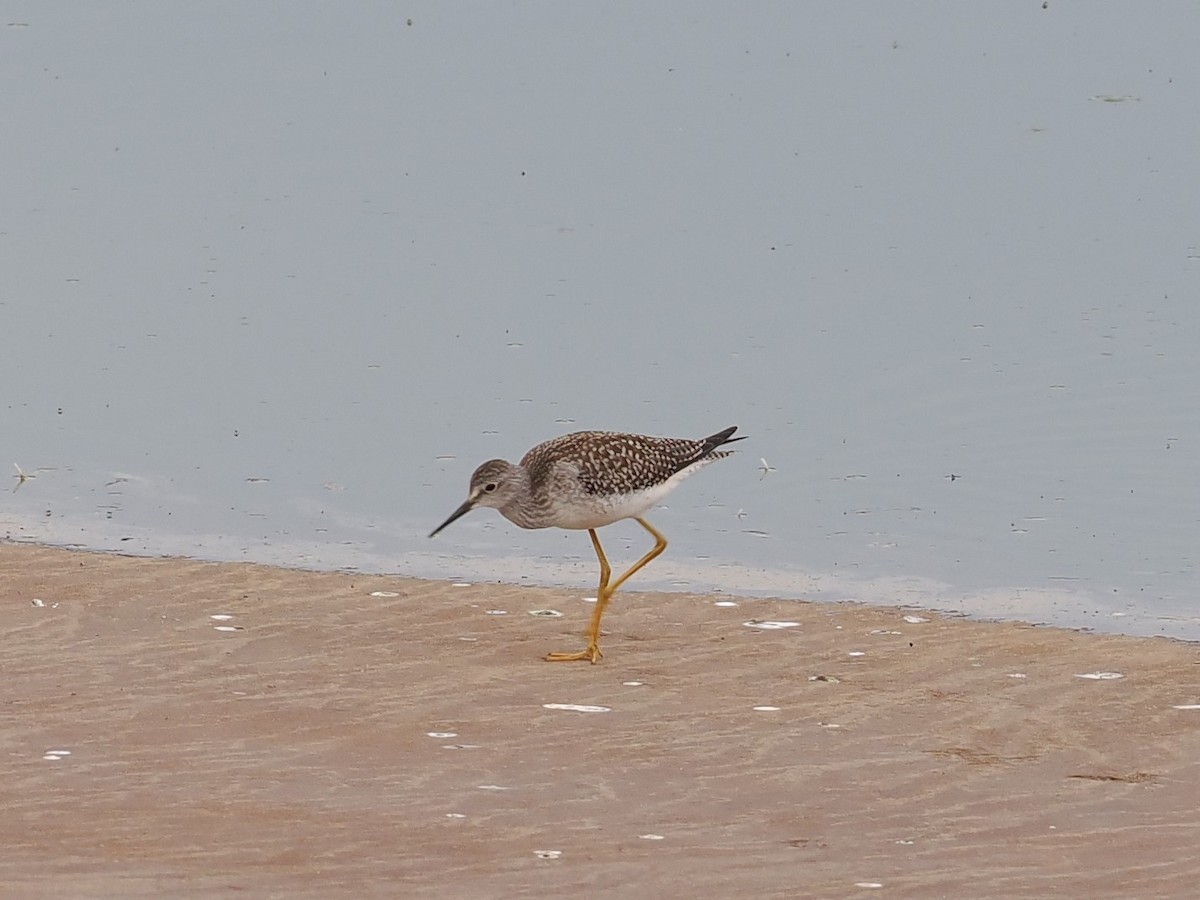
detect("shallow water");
top-left (3, 5), bottom-right (1198, 638)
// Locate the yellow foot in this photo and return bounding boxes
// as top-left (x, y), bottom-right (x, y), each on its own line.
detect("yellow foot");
top-left (544, 644), bottom-right (603, 664)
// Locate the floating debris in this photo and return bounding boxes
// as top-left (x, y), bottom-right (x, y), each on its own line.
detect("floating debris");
top-left (1007, 673), bottom-right (1028, 679)
top-left (427, 732), bottom-right (457, 739)
top-left (13, 462), bottom-right (37, 492)
top-left (848, 651), bottom-right (866, 657)
top-left (639, 834), bottom-right (665, 840)
top-left (213, 625), bottom-right (244, 632)
top-left (623, 681), bottom-right (645, 687)
top-left (31, 598), bottom-right (46, 607)
top-left (902, 615), bottom-right (929, 624)
top-left (42, 749), bottom-right (71, 761)
top-left (209, 614), bottom-right (233, 621)
top-left (743, 620), bottom-right (801, 630)
top-left (476, 784), bottom-right (512, 791)
top-left (753, 706), bottom-right (781, 712)
top-left (528, 609), bottom-right (563, 618)
top-left (714, 600), bottom-right (738, 608)
top-left (533, 850), bottom-right (562, 860)
top-left (808, 674), bottom-right (840, 683)
top-left (1074, 672), bottom-right (1124, 680)
top-left (485, 609), bottom-right (508, 616)
top-left (370, 590), bottom-right (400, 598)
top-left (1171, 704), bottom-right (1200, 710)
top-left (452, 583), bottom-right (472, 588)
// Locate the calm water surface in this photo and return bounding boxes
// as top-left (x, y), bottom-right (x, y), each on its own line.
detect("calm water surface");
top-left (3, 4), bottom-right (1197, 639)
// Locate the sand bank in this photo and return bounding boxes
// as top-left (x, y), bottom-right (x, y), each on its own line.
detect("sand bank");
top-left (3, 543), bottom-right (1199, 898)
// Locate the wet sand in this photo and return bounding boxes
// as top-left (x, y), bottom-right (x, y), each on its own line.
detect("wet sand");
top-left (3, 542), bottom-right (1200, 898)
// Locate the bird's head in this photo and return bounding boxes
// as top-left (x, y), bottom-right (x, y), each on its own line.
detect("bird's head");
top-left (429, 459), bottom-right (521, 537)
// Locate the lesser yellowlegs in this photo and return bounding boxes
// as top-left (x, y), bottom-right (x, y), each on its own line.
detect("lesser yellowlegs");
top-left (430, 426), bottom-right (745, 663)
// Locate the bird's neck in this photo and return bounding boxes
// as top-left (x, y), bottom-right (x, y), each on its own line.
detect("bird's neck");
top-left (498, 469), bottom-right (549, 529)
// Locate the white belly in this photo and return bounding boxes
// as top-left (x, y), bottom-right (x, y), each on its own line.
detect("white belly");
top-left (551, 459), bottom-right (716, 530)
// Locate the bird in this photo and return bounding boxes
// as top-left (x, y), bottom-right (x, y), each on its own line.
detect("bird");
top-left (430, 426), bottom-right (745, 663)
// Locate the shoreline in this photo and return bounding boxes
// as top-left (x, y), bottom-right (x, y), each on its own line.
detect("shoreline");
top-left (4, 534), bottom-right (1192, 643)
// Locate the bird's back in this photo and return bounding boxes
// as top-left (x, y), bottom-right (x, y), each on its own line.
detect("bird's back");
top-left (521, 428), bottom-right (740, 499)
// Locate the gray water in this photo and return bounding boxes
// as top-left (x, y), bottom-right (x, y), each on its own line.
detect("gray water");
top-left (3, 4), bottom-right (1198, 639)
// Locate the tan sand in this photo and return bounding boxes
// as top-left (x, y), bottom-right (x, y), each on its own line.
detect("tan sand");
top-left (3, 542), bottom-right (1199, 899)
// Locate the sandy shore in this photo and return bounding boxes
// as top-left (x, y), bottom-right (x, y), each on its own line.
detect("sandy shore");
top-left (3, 542), bottom-right (1199, 898)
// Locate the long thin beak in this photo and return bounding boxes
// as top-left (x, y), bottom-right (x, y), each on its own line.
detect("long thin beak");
top-left (429, 497), bottom-right (475, 538)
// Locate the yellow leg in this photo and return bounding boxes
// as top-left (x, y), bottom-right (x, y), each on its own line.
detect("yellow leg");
top-left (590, 527), bottom-right (613, 597)
top-left (545, 518), bottom-right (668, 664)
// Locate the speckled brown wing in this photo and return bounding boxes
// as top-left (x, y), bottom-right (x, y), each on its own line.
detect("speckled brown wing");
top-left (571, 434), bottom-right (706, 496)
top-left (520, 428), bottom-right (741, 499)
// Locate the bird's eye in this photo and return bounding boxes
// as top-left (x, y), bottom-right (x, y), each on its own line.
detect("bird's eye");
top-left (483, 482), bottom-right (497, 493)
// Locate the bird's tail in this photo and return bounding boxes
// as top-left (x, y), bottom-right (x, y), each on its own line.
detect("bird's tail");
top-left (701, 425), bottom-right (746, 457)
